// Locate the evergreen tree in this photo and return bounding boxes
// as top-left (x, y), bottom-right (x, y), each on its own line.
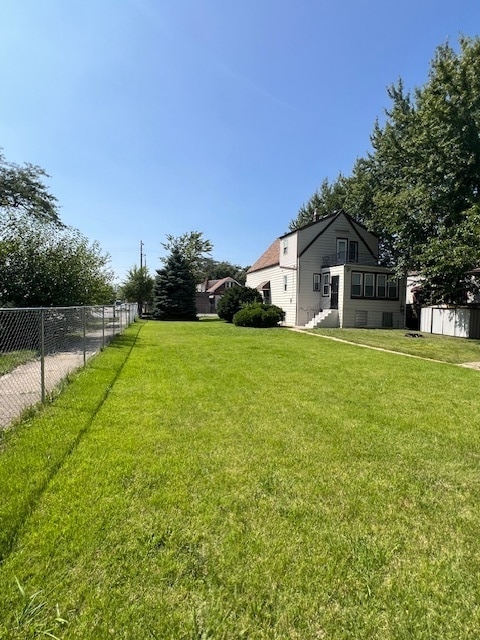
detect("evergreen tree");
top-left (153, 247), bottom-right (198, 320)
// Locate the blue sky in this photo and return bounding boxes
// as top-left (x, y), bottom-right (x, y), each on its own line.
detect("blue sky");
top-left (1, 1), bottom-right (479, 283)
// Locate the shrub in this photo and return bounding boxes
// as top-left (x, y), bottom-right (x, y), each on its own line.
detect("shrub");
top-left (233, 303), bottom-right (285, 328)
top-left (217, 286), bottom-right (262, 323)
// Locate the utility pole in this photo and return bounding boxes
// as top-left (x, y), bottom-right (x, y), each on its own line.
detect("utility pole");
top-left (139, 240), bottom-right (145, 318)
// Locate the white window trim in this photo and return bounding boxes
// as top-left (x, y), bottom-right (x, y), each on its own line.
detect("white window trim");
top-left (376, 274), bottom-right (387, 298)
top-left (364, 273), bottom-right (375, 298)
top-left (322, 273), bottom-right (330, 296)
top-left (349, 241), bottom-right (359, 262)
top-left (387, 278), bottom-right (398, 299)
top-left (352, 272), bottom-right (363, 297)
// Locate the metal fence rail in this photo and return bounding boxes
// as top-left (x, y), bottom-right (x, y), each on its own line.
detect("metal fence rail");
top-left (0, 304), bottom-right (138, 429)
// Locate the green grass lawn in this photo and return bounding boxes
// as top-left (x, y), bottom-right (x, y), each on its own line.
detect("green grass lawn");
top-left (1, 320), bottom-right (480, 639)
top-left (310, 327), bottom-right (480, 363)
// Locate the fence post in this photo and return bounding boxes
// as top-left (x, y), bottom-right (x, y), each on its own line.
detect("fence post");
top-left (40, 308), bottom-right (46, 403)
top-left (102, 306), bottom-right (105, 349)
top-left (83, 307), bottom-right (87, 366)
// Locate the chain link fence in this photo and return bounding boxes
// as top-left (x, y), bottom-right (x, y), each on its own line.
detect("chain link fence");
top-left (0, 304), bottom-right (138, 429)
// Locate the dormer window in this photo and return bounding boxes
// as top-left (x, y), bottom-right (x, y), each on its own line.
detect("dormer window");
top-left (336, 238), bottom-right (347, 262)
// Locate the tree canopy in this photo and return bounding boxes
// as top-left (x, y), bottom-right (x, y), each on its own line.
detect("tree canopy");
top-left (0, 148), bottom-right (113, 307)
top-left (0, 221), bottom-right (114, 307)
top-left (290, 175), bottom-right (349, 231)
top-left (0, 149), bottom-right (61, 229)
top-left (198, 258), bottom-right (249, 285)
top-left (161, 231), bottom-right (213, 283)
top-left (289, 37), bottom-right (480, 304)
top-left (120, 266), bottom-right (154, 316)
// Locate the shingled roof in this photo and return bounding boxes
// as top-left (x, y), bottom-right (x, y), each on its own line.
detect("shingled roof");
top-left (206, 277), bottom-right (239, 293)
top-left (247, 240), bottom-right (280, 274)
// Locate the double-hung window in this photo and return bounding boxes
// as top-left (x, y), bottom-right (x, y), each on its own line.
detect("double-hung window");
top-left (364, 273), bottom-right (375, 297)
top-left (376, 274), bottom-right (387, 298)
top-left (352, 272), bottom-right (363, 297)
top-left (283, 275), bottom-right (288, 291)
top-left (349, 241), bottom-right (359, 263)
top-left (387, 278), bottom-right (398, 299)
top-left (351, 272), bottom-right (398, 299)
top-left (313, 273), bottom-right (321, 291)
top-left (336, 238), bottom-right (348, 262)
top-left (322, 273), bottom-right (330, 296)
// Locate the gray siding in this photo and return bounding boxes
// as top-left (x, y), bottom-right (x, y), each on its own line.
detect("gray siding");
top-left (341, 268), bottom-right (405, 328)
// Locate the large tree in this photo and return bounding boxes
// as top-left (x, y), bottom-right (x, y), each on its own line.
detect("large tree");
top-left (0, 221), bottom-right (114, 307)
top-left (363, 38), bottom-right (480, 302)
top-left (0, 149), bottom-right (61, 229)
top-left (0, 148), bottom-right (115, 307)
top-left (290, 37), bottom-right (480, 303)
top-left (153, 247), bottom-right (197, 320)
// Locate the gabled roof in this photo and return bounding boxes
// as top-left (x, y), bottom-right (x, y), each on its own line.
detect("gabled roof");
top-left (278, 210), bottom-right (340, 239)
top-left (206, 277), bottom-right (240, 293)
top-left (247, 240), bottom-right (279, 274)
top-left (248, 210), bottom-right (378, 276)
top-left (279, 209), bottom-right (379, 240)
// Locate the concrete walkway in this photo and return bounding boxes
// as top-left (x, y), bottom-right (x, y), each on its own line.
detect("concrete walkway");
top-left (290, 327), bottom-right (480, 370)
top-left (0, 351), bottom-right (91, 430)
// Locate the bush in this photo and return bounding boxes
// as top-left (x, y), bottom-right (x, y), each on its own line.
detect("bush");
top-left (217, 286), bottom-right (262, 323)
top-left (233, 303), bottom-right (285, 328)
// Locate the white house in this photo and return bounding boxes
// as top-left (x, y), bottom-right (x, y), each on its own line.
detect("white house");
top-left (246, 210), bottom-right (406, 328)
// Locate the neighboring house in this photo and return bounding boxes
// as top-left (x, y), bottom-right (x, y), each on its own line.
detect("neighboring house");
top-left (246, 210), bottom-right (406, 328)
top-left (195, 277), bottom-right (242, 313)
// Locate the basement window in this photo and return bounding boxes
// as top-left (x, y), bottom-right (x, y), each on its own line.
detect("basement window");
top-left (382, 312), bottom-right (393, 328)
top-left (354, 310), bottom-right (368, 327)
